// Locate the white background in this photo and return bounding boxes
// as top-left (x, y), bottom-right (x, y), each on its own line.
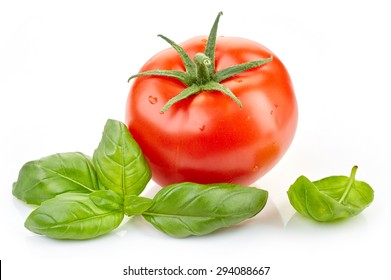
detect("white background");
top-left (1, 0), bottom-right (390, 279)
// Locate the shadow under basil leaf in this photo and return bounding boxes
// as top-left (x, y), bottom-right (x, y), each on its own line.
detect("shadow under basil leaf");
top-left (285, 211), bottom-right (369, 231)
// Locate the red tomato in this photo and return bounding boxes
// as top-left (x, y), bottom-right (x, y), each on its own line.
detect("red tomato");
top-left (126, 14), bottom-right (297, 187)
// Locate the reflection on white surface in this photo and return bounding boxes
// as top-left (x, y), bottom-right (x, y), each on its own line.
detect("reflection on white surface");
top-left (286, 211), bottom-right (368, 230)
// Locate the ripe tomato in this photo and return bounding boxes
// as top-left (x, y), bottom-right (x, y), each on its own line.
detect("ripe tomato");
top-left (126, 13), bottom-right (298, 187)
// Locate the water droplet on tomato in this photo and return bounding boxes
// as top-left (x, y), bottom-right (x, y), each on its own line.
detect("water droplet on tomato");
top-left (148, 96), bottom-right (158, 104)
top-left (199, 125), bottom-right (206, 132)
top-left (252, 165), bottom-right (259, 172)
top-left (235, 79), bottom-right (243, 83)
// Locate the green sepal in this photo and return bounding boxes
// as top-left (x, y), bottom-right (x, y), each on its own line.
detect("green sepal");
top-left (158, 34), bottom-right (196, 76)
top-left (160, 84), bottom-right (200, 113)
top-left (204, 11), bottom-right (223, 73)
top-left (127, 70), bottom-right (191, 85)
top-left (214, 57), bottom-right (273, 82)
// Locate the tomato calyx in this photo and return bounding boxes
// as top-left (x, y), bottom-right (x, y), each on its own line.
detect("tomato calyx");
top-left (128, 12), bottom-right (273, 113)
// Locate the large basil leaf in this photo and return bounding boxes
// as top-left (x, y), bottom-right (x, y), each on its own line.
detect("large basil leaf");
top-left (93, 119), bottom-right (151, 199)
top-left (13, 152), bottom-right (100, 205)
top-left (142, 182), bottom-right (268, 238)
top-left (24, 190), bottom-right (124, 240)
top-left (287, 166), bottom-right (374, 222)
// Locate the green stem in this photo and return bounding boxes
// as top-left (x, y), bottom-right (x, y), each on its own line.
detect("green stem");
top-left (338, 166), bottom-right (358, 204)
top-left (194, 53), bottom-right (212, 85)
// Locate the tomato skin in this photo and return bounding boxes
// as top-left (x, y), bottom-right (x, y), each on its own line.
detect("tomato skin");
top-left (126, 36), bottom-right (298, 187)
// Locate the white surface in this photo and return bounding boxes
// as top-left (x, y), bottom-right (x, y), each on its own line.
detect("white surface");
top-left (1, 0), bottom-right (390, 279)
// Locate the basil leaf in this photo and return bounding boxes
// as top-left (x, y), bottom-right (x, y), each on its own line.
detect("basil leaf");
top-left (24, 191), bottom-right (124, 240)
top-left (13, 152), bottom-right (100, 205)
top-left (142, 182), bottom-right (268, 238)
top-left (124, 195), bottom-right (154, 216)
top-left (93, 119), bottom-right (151, 199)
top-left (287, 166), bottom-right (374, 222)
top-left (90, 190), bottom-right (124, 211)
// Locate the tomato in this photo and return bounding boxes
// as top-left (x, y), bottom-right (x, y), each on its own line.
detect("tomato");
top-left (126, 13), bottom-right (298, 187)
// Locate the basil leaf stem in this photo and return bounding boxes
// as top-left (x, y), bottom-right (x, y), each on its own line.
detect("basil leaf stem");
top-left (338, 165), bottom-right (357, 204)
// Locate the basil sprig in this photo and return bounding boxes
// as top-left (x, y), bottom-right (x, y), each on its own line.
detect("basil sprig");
top-left (13, 119), bottom-right (269, 240)
top-left (287, 166), bottom-right (374, 222)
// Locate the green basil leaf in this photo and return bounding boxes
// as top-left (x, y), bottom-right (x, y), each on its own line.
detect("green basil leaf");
top-left (142, 182), bottom-right (268, 238)
top-left (24, 191), bottom-right (124, 240)
top-left (90, 190), bottom-right (124, 211)
top-left (287, 166), bottom-right (374, 222)
top-left (13, 152), bottom-right (100, 205)
top-left (93, 119), bottom-right (151, 200)
top-left (124, 195), bottom-right (154, 216)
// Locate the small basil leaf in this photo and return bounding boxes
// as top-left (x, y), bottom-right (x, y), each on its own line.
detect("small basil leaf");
top-left (142, 182), bottom-right (268, 238)
top-left (24, 192), bottom-right (124, 240)
top-left (287, 166), bottom-right (374, 222)
top-left (93, 119), bottom-right (151, 200)
top-left (124, 195), bottom-right (154, 216)
top-left (13, 152), bottom-right (100, 205)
